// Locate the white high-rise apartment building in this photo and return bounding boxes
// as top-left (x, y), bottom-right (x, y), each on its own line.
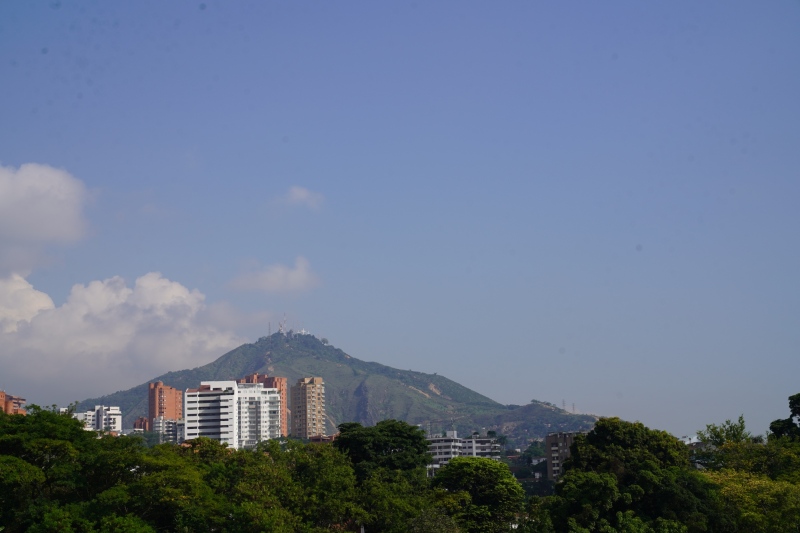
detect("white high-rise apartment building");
top-left (184, 381), bottom-right (281, 449)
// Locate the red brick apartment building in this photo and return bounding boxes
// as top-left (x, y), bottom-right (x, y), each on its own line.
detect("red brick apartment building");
top-left (0, 391), bottom-right (27, 415)
top-left (137, 381), bottom-right (183, 431)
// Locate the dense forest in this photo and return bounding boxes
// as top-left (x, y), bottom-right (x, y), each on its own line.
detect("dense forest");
top-left (2, 395), bottom-right (800, 532)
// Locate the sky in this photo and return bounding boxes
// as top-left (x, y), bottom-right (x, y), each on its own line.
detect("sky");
top-left (1, 1), bottom-right (798, 437)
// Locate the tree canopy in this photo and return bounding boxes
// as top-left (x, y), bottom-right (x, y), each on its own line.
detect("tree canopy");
top-left (332, 419), bottom-right (430, 480)
top-left (6, 396), bottom-right (800, 532)
top-left (432, 457), bottom-right (525, 533)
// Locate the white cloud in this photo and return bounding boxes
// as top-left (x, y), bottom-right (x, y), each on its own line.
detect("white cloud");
top-left (0, 273), bottom-right (244, 405)
top-left (0, 274), bottom-right (55, 333)
top-left (0, 163), bottom-right (89, 274)
top-left (283, 186), bottom-right (324, 209)
top-left (229, 256), bottom-right (320, 293)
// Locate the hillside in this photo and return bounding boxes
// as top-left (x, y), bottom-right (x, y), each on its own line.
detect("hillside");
top-left (77, 332), bottom-right (595, 443)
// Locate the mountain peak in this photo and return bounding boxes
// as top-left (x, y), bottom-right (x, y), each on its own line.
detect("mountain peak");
top-left (77, 334), bottom-right (595, 443)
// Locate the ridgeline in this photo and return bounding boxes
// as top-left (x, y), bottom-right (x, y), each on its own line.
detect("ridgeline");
top-left (77, 332), bottom-right (595, 443)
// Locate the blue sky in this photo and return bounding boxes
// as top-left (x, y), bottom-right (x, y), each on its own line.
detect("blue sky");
top-left (1, 1), bottom-right (798, 437)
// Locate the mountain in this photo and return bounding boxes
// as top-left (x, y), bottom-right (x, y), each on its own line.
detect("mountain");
top-left (77, 332), bottom-right (596, 444)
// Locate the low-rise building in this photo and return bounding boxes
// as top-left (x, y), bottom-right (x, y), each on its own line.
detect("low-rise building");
top-left (428, 430), bottom-right (463, 468)
top-left (461, 435), bottom-right (502, 460)
top-left (133, 416), bottom-right (149, 431)
top-left (427, 431), bottom-right (502, 474)
top-left (72, 405), bottom-right (123, 433)
top-left (153, 416), bottom-right (185, 444)
top-left (0, 390), bottom-right (26, 415)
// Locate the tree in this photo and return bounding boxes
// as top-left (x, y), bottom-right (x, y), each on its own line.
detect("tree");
top-left (697, 415), bottom-right (761, 448)
top-left (432, 457), bottom-right (525, 533)
top-left (521, 441), bottom-right (546, 465)
top-left (547, 417), bottom-right (730, 532)
top-left (546, 471), bottom-right (621, 531)
top-left (259, 439), bottom-right (366, 531)
top-left (703, 469), bottom-right (800, 532)
top-left (333, 419), bottom-right (431, 480)
top-left (770, 393), bottom-right (800, 440)
top-left (407, 508), bottom-right (461, 533)
top-left (358, 467), bottom-right (432, 533)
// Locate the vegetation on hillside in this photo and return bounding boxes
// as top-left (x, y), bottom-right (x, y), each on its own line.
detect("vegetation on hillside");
top-left (77, 332), bottom-right (594, 443)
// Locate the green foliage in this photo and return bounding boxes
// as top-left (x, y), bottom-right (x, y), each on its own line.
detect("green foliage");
top-left (358, 467), bottom-right (433, 533)
top-left (698, 415), bottom-right (762, 448)
top-left (530, 405), bottom-right (800, 532)
top-left (8, 399), bottom-right (800, 533)
top-left (703, 470), bottom-right (800, 532)
top-left (522, 440), bottom-right (546, 464)
top-left (433, 457), bottom-right (525, 533)
top-left (407, 508), bottom-right (462, 533)
top-left (2, 408), bottom-right (375, 532)
top-left (333, 419), bottom-right (431, 480)
top-left (698, 412), bottom-right (800, 484)
top-left (770, 393), bottom-right (800, 440)
top-left (543, 418), bottom-right (729, 533)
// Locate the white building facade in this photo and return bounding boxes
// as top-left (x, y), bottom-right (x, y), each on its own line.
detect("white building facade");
top-left (71, 405), bottom-right (123, 432)
top-left (428, 430), bottom-right (463, 468)
top-left (427, 431), bottom-right (502, 474)
top-left (461, 436), bottom-right (502, 460)
top-left (184, 381), bottom-right (281, 449)
top-left (152, 416), bottom-right (185, 444)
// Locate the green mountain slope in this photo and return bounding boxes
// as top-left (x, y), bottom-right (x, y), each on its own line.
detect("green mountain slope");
top-left (77, 332), bottom-right (595, 443)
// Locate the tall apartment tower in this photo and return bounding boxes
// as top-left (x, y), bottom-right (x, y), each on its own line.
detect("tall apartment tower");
top-left (148, 381), bottom-right (183, 431)
top-left (184, 381), bottom-right (281, 449)
top-left (291, 377), bottom-right (326, 439)
top-left (238, 373), bottom-right (289, 437)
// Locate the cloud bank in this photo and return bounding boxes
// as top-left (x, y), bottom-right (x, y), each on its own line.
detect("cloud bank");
top-left (0, 273), bottom-right (243, 405)
top-left (229, 257), bottom-right (320, 293)
top-left (0, 163), bottom-right (89, 274)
